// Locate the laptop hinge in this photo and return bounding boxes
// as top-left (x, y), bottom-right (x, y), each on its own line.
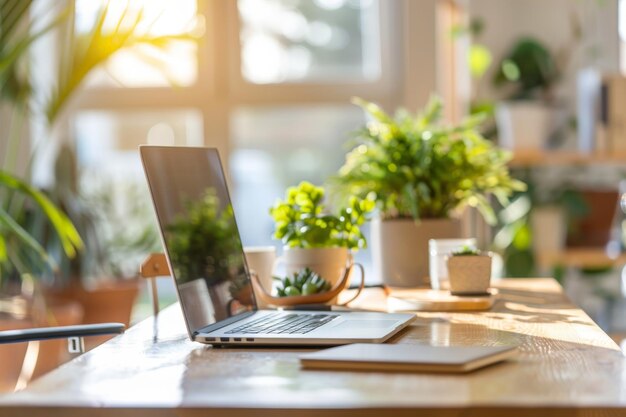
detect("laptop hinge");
top-left (194, 311), bottom-right (257, 338)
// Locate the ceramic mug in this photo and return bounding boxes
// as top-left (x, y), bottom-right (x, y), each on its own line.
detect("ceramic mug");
top-left (276, 247), bottom-right (364, 305)
top-left (244, 246), bottom-right (277, 308)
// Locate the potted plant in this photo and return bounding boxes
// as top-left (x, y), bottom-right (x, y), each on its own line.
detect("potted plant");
top-left (447, 247), bottom-right (492, 296)
top-left (492, 37), bottom-right (564, 151)
top-left (270, 181), bottom-right (373, 299)
top-left (334, 96), bottom-right (525, 287)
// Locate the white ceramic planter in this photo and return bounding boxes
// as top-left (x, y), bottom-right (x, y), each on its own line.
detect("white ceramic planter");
top-left (495, 101), bottom-right (557, 150)
top-left (280, 247), bottom-right (352, 304)
top-left (371, 218), bottom-right (461, 288)
top-left (281, 247), bottom-right (350, 286)
top-left (447, 254), bottom-right (492, 295)
top-left (530, 206), bottom-right (566, 257)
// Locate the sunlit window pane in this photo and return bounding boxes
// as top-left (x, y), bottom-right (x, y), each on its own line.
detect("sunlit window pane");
top-left (75, 0), bottom-right (199, 88)
top-left (238, 0), bottom-right (381, 84)
top-left (74, 110), bottom-right (204, 179)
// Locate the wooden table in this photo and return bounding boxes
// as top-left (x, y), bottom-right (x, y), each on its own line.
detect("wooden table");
top-left (1, 278), bottom-right (625, 417)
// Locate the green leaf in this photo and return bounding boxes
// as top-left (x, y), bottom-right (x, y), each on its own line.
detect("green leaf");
top-left (469, 44), bottom-right (492, 78)
top-left (0, 231), bottom-right (7, 262)
top-left (0, 171), bottom-right (83, 258)
top-left (0, 206), bottom-right (55, 271)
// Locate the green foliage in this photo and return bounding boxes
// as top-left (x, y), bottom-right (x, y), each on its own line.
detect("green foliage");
top-left (270, 181), bottom-right (374, 250)
top-left (334, 96), bottom-right (526, 224)
top-left (274, 268), bottom-right (331, 297)
top-left (0, 171), bottom-right (82, 282)
top-left (166, 189), bottom-right (244, 285)
top-left (0, 0), bottom-right (193, 287)
top-left (493, 37), bottom-right (559, 100)
top-left (47, 2), bottom-right (193, 123)
top-left (451, 246), bottom-right (481, 256)
top-left (469, 44), bottom-right (492, 79)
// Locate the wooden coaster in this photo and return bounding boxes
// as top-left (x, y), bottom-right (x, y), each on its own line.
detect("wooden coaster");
top-left (386, 289), bottom-right (497, 312)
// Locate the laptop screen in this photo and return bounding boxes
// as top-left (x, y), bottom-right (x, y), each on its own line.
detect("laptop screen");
top-left (140, 146), bottom-right (256, 335)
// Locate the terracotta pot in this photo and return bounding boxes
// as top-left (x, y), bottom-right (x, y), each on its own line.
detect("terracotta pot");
top-left (371, 218), bottom-right (461, 288)
top-left (47, 280), bottom-right (140, 350)
top-left (0, 298), bottom-right (83, 392)
top-left (0, 313), bottom-right (30, 392)
top-left (31, 300), bottom-right (84, 379)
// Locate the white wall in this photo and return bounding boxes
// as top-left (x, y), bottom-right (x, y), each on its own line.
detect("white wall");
top-left (469, 0), bottom-right (619, 102)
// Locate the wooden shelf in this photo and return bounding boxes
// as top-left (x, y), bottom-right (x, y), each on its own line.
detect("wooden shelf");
top-left (509, 150), bottom-right (626, 168)
top-left (536, 248), bottom-right (626, 269)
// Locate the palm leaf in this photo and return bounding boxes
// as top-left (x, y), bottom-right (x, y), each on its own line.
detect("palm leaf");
top-left (0, 1), bottom-right (67, 103)
top-left (0, 233), bottom-right (6, 262)
top-left (46, 3), bottom-right (193, 123)
top-left (0, 206), bottom-right (54, 270)
top-left (0, 171), bottom-right (82, 258)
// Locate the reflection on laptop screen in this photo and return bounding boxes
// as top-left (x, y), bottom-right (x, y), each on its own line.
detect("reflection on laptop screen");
top-left (141, 146), bottom-right (256, 333)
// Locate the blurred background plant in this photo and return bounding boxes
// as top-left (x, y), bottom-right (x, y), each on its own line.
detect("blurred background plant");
top-left (0, 0), bottom-right (192, 294)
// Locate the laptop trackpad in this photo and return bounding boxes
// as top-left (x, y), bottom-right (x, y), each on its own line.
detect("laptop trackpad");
top-left (334, 320), bottom-right (399, 330)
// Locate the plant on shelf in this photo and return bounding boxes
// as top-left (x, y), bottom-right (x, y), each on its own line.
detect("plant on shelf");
top-left (270, 181), bottom-right (373, 295)
top-left (333, 96), bottom-right (525, 287)
top-left (493, 38), bottom-right (560, 102)
top-left (491, 34), bottom-right (580, 151)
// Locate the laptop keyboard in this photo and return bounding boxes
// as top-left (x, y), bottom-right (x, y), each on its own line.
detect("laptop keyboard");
top-left (225, 313), bottom-right (337, 335)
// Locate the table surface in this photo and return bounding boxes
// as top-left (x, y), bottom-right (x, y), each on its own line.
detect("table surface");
top-left (1, 278), bottom-right (625, 417)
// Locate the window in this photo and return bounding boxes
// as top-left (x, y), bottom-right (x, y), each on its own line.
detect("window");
top-left (65, 0), bottom-right (451, 290)
top-left (75, 0), bottom-right (200, 87)
top-left (237, 0), bottom-right (380, 84)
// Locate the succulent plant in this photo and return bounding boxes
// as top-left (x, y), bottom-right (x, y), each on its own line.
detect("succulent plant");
top-left (274, 268), bottom-right (331, 297)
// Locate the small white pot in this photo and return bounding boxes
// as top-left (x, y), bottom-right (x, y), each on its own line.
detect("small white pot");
top-left (495, 101), bottom-right (558, 150)
top-left (447, 254), bottom-right (492, 295)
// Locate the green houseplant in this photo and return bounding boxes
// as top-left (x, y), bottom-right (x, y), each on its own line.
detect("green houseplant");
top-left (334, 96), bottom-right (524, 287)
top-left (492, 37), bottom-right (562, 151)
top-left (270, 181), bottom-right (373, 301)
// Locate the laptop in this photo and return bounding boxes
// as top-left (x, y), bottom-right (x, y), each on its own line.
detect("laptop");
top-left (140, 145), bottom-right (415, 346)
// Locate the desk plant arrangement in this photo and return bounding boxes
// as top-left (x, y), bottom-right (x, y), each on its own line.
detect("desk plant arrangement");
top-left (269, 181), bottom-right (373, 303)
top-left (334, 96), bottom-right (525, 287)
